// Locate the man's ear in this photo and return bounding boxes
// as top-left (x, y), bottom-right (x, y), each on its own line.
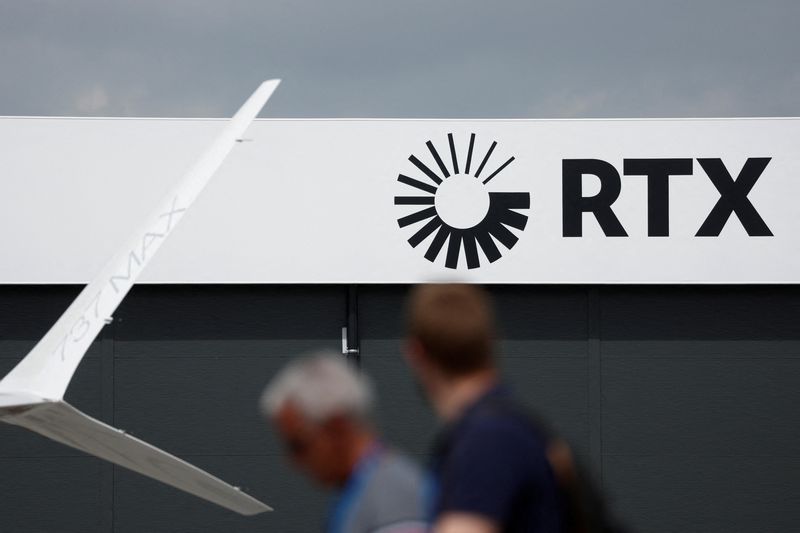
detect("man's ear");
top-left (404, 337), bottom-right (425, 370)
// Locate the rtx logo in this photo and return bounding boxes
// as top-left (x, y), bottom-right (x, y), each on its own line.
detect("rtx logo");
top-left (394, 134), bottom-right (530, 270)
top-left (563, 158), bottom-right (773, 237)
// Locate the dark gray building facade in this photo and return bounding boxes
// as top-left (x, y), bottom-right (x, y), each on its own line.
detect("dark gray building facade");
top-left (1, 284), bottom-right (798, 532)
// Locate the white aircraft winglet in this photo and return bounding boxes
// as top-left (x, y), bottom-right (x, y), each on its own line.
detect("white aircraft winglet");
top-left (0, 80), bottom-right (280, 515)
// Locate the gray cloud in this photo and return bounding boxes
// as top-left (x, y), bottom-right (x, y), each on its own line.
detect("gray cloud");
top-left (0, 0), bottom-right (797, 118)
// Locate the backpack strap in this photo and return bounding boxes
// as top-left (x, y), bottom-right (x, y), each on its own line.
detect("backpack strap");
top-left (474, 395), bottom-right (628, 533)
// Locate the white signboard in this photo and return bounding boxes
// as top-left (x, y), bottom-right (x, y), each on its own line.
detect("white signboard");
top-left (1, 117), bottom-right (798, 283)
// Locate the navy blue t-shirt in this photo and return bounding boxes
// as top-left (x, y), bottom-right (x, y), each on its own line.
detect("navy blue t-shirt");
top-left (429, 385), bottom-right (562, 533)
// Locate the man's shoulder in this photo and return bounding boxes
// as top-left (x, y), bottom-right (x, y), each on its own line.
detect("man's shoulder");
top-left (372, 450), bottom-right (424, 488)
top-left (454, 412), bottom-right (546, 470)
top-left (457, 391), bottom-right (548, 451)
top-left (353, 450), bottom-right (427, 532)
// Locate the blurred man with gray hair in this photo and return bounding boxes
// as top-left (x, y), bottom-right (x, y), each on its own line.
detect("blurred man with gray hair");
top-left (261, 351), bottom-right (427, 533)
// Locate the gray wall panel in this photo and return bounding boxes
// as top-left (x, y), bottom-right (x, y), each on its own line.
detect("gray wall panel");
top-left (600, 286), bottom-right (800, 340)
top-left (603, 339), bottom-right (800, 358)
top-left (0, 457), bottom-right (105, 533)
top-left (600, 286), bottom-right (800, 531)
top-left (502, 356), bottom-right (590, 461)
top-left (603, 356), bottom-right (800, 457)
top-left (360, 350), bottom-right (439, 456)
top-left (358, 285), bottom-right (588, 340)
top-left (489, 286), bottom-right (588, 341)
top-left (115, 286), bottom-right (346, 342)
top-left (499, 339), bottom-right (587, 359)
top-left (603, 456), bottom-right (800, 533)
top-left (114, 356), bottom-right (291, 456)
top-left (114, 339), bottom-right (341, 358)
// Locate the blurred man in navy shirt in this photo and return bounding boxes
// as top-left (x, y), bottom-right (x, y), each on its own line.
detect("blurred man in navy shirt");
top-left (404, 284), bottom-right (562, 533)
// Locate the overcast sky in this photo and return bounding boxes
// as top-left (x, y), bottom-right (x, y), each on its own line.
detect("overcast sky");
top-left (0, 0), bottom-right (797, 118)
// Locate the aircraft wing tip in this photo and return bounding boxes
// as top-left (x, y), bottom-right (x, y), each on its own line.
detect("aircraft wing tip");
top-left (241, 502), bottom-right (274, 515)
top-left (261, 79), bottom-right (281, 91)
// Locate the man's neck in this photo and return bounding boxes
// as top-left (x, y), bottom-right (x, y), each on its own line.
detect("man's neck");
top-left (342, 431), bottom-right (377, 482)
top-left (433, 369), bottom-right (498, 422)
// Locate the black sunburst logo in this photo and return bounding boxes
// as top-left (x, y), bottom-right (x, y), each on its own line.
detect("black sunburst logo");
top-left (394, 133), bottom-right (530, 269)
